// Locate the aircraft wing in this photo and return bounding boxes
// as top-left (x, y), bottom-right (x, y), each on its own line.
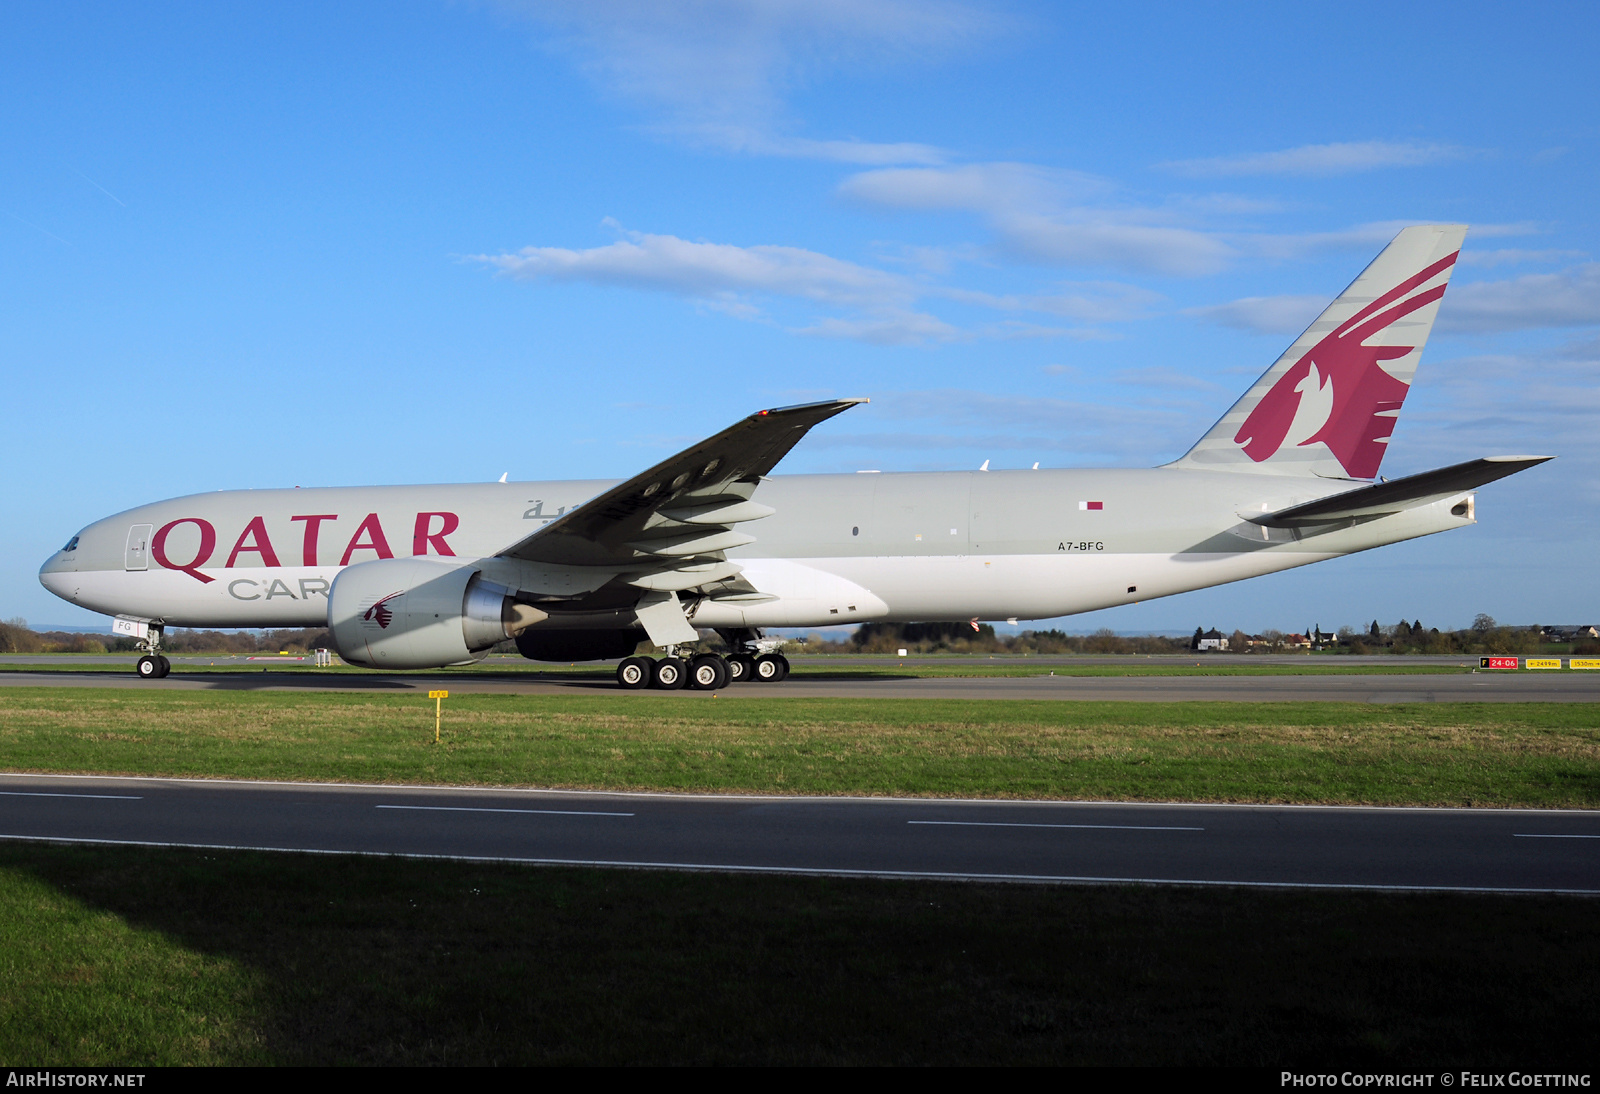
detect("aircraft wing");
top-left (498, 399), bottom-right (865, 569)
top-left (1251, 455), bottom-right (1552, 527)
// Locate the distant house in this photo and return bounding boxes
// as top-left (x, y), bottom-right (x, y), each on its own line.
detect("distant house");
top-left (1540, 625), bottom-right (1600, 642)
top-left (1195, 628), bottom-right (1229, 652)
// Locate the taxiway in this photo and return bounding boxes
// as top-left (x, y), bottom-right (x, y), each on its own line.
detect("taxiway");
top-left (2, 774), bottom-right (1596, 893)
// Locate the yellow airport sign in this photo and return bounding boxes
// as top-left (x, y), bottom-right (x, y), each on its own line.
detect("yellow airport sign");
top-left (428, 690), bottom-right (448, 743)
top-left (1525, 658), bottom-right (1561, 669)
top-left (1571, 659), bottom-right (1600, 670)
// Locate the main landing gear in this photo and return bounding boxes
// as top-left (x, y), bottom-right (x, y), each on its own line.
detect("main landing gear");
top-left (615, 651), bottom-right (789, 690)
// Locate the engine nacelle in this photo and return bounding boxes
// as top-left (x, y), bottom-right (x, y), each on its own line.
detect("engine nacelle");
top-left (328, 557), bottom-right (544, 669)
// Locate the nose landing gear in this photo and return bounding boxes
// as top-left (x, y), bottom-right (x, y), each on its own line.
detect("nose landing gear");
top-left (136, 654), bottom-right (170, 679)
top-left (132, 624), bottom-right (170, 679)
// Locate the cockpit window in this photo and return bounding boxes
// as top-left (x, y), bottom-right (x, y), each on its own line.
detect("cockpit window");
top-left (62, 536), bottom-right (79, 552)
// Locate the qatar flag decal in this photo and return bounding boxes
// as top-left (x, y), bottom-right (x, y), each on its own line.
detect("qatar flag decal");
top-left (1079, 501), bottom-right (1104, 511)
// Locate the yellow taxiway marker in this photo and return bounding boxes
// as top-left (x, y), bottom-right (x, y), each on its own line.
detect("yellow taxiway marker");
top-left (428, 690), bottom-right (449, 743)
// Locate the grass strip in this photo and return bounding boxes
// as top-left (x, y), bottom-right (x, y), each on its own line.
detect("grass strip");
top-left (0, 843), bottom-right (1594, 1066)
top-left (2, 690), bottom-right (1596, 807)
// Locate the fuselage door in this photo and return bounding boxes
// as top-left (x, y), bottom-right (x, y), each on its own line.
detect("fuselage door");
top-left (125, 524), bottom-right (153, 571)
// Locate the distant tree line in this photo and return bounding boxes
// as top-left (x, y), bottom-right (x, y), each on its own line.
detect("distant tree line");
top-left (3, 614), bottom-right (1593, 659)
top-left (794, 615), bottom-right (1600, 656)
top-left (812, 622), bottom-right (1193, 656)
top-left (0, 620), bottom-right (332, 655)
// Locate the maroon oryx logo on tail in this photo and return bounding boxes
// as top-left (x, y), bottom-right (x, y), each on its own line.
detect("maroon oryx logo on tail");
top-left (1233, 251), bottom-right (1458, 479)
top-left (363, 591), bottom-right (404, 629)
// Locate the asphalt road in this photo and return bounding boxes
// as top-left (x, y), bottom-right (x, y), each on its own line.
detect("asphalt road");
top-left (2, 774), bottom-right (1595, 892)
top-left (2, 665), bottom-right (1599, 701)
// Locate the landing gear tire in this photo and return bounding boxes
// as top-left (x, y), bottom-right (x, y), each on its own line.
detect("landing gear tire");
top-left (753, 654), bottom-right (788, 682)
top-left (137, 655), bottom-right (162, 680)
top-left (617, 656), bottom-right (652, 690)
top-left (651, 657), bottom-right (687, 690)
top-left (688, 654), bottom-right (729, 690)
top-left (726, 654), bottom-right (755, 684)
top-left (156, 655), bottom-right (170, 678)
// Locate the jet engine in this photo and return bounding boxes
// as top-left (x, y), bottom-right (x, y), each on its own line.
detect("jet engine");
top-left (328, 557), bottom-right (545, 669)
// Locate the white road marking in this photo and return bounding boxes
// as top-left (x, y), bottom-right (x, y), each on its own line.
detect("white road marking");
top-left (0, 791), bottom-right (141, 800)
top-left (376, 805), bottom-right (633, 817)
top-left (908, 820), bottom-right (1202, 831)
top-left (0, 834), bottom-right (1593, 895)
top-left (1514, 833), bottom-right (1600, 839)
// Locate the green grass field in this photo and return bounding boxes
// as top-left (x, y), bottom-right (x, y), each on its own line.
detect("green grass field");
top-left (3, 843), bottom-right (1595, 1066)
top-left (4, 685), bottom-right (1596, 1065)
top-left (2, 689), bottom-right (1597, 807)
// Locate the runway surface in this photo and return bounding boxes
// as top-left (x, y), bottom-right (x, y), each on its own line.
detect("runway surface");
top-left (2, 665), bottom-right (1599, 701)
top-left (2, 773), bottom-right (1596, 893)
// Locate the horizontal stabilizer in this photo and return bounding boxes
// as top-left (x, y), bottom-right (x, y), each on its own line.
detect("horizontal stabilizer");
top-left (1251, 456), bottom-right (1551, 527)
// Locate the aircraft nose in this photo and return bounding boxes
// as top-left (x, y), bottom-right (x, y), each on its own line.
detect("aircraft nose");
top-left (38, 565), bottom-right (74, 603)
top-left (39, 533), bottom-right (82, 589)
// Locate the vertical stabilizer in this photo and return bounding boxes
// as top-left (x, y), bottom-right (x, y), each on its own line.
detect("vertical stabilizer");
top-left (1172, 224), bottom-right (1466, 479)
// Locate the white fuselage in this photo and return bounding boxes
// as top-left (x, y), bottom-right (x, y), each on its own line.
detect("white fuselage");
top-left (39, 467), bottom-right (1475, 630)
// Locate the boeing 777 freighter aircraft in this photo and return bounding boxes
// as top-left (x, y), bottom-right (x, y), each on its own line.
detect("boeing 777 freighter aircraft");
top-left (40, 225), bottom-right (1548, 688)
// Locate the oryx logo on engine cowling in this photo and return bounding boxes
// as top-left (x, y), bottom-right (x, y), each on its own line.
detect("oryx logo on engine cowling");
top-left (363, 591), bottom-right (404, 629)
top-left (1233, 251), bottom-right (1458, 479)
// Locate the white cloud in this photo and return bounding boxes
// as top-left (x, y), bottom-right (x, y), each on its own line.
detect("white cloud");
top-left (1458, 248), bottom-right (1586, 268)
top-left (1162, 140), bottom-right (1476, 178)
top-left (760, 137), bottom-right (946, 165)
top-left (1398, 337), bottom-right (1600, 514)
top-left (939, 280), bottom-right (1163, 322)
top-left (1240, 220), bottom-right (1425, 260)
top-left (1003, 215), bottom-right (1232, 275)
top-left (793, 310), bottom-right (961, 345)
top-left (495, 0), bottom-right (996, 163)
top-left (840, 163), bottom-right (1234, 276)
top-left (1235, 220), bottom-right (1538, 262)
top-left (1111, 367), bottom-right (1223, 391)
top-left (475, 220), bottom-right (1143, 344)
top-left (1185, 254), bottom-right (1600, 338)
top-left (870, 241), bottom-right (982, 275)
top-left (811, 387), bottom-right (1217, 464)
top-left (481, 219), bottom-right (911, 308)
top-left (839, 162), bottom-right (1103, 210)
top-left (1439, 265), bottom-right (1600, 334)
top-left (1184, 294), bottom-right (1327, 335)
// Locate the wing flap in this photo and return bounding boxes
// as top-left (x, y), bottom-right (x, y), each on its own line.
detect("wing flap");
top-left (626, 529), bottom-right (757, 557)
top-left (657, 500), bottom-right (776, 525)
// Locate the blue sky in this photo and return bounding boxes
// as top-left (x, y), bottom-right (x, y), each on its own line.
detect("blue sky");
top-left (5, 0), bottom-right (1597, 633)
